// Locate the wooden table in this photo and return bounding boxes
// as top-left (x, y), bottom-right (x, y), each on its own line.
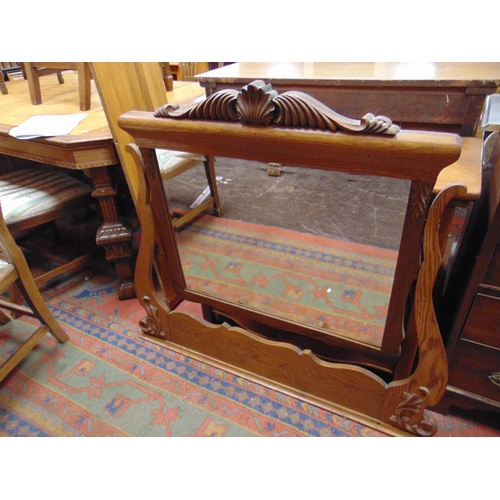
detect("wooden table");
top-left (0, 70), bottom-right (208, 300)
top-left (0, 72), bottom-right (135, 299)
top-left (195, 63), bottom-right (492, 198)
top-left (195, 61), bottom-right (490, 205)
top-left (196, 62), bottom-right (493, 303)
top-left (196, 62), bottom-right (500, 136)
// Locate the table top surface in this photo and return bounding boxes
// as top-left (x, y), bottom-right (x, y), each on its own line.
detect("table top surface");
top-left (0, 67), bottom-right (483, 197)
top-left (197, 62), bottom-right (500, 87)
top-left (0, 72), bottom-right (205, 152)
top-left (0, 72), bottom-right (206, 143)
top-left (0, 71), bottom-right (111, 141)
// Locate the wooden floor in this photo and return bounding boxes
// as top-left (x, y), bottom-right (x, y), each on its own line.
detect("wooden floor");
top-left (0, 70), bottom-right (206, 135)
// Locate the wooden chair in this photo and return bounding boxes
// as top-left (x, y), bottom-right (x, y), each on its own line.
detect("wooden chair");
top-left (155, 149), bottom-right (221, 228)
top-left (22, 63), bottom-right (92, 111)
top-left (119, 80), bottom-right (478, 436)
top-left (0, 203), bottom-right (69, 383)
top-left (160, 63), bottom-right (210, 91)
top-left (91, 62), bottom-right (222, 307)
top-left (159, 63), bottom-right (174, 92)
top-left (0, 167), bottom-right (96, 286)
top-left (0, 63), bottom-right (22, 95)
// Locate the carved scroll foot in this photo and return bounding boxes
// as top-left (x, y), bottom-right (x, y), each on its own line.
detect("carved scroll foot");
top-left (139, 296), bottom-right (165, 338)
top-left (389, 387), bottom-right (438, 437)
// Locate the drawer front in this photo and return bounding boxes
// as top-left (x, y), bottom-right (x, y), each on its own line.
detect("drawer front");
top-left (483, 243), bottom-right (500, 289)
top-left (448, 340), bottom-right (500, 403)
top-left (462, 294), bottom-right (500, 349)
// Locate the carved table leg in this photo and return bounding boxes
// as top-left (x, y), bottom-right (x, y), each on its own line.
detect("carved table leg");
top-left (86, 166), bottom-right (136, 300)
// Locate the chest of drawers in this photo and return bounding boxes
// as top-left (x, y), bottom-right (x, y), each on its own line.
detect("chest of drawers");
top-left (437, 132), bottom-right (500, 413)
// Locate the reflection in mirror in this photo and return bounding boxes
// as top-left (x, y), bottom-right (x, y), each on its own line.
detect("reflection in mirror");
top-left (155, 148), bottom-right (222, 230)
top-left (164, 157), bottom-right (410, 348)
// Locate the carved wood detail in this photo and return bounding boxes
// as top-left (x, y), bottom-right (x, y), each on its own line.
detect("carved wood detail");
top-left (0, 148), bottom-right (118, 169)
top-left (409, 182), bottom-right (433, 221)
top-left (155, 80), bottom-right (401, 135)
top-left (139, 296), bottom-right (165, 338)
top-left (389, 387), bottom-right (438, 437)
top-left (140, 147), bottom-right (160, 182)
top-left (121, 93), bottom-right (467, 436)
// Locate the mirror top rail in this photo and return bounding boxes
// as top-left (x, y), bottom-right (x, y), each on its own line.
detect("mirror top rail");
top-left (119, 80), bottom-right (462, 183)
top-left (119, 111), bottom-right (462, 183)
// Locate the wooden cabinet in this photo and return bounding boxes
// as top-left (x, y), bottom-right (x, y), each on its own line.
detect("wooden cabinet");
top-left (437, 132), bottom-right (500, 413)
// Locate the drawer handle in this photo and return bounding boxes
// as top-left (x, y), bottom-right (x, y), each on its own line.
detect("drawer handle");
top-left (489, 372), bottom-right (500, 387)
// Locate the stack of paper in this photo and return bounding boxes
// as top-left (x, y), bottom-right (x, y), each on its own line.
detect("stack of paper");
top-left (8, 113), bottom-right (88, 140)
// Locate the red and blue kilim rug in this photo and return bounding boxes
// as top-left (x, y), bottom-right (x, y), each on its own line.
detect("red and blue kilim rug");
top-left (1, 215), bottom-right (500, 437)
top-left (0, 267), bottom-right (390, 437)
top-left (177, 215), bottom-right (398, 346)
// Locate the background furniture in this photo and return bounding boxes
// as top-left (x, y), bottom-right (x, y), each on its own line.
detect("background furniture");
top-left (196, 62), bottom-right (500, 137)
top-left (0, 167), bottom-right (95, 286)
top-left (156, 150), bottom-right (221, 229)
top-left (120, 80), bottom-right (471, 436)
top-left (90, 62), bottom-right (171, 204)
top-left (435, 101), bottom-right (500, 414)
top-left (0, 71), bottom-right (134, 299)
top-left (0, 204), bottom-right (69, 383)
top-left (159, 63), bottom-right (174, 91)
top-left (22, 62), bottom-right (92, 111)
top-left (91, 62), bottom-right (222, 306)
top-left (481, 93), bottom-right (500, 133)
top-left (0, 67), bottom-right (210, 300)
top-left (161, 62), bottom-right (210, 88)
top-left (0, 63), bottom-right (22, 95)
top-left (160, 63), bottom-right (211, 92)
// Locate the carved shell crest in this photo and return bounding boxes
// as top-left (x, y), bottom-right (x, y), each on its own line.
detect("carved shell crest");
top-left (236, 81), bottom-right (278, 125)
top-left (155, 80), bottom-right (400, 136)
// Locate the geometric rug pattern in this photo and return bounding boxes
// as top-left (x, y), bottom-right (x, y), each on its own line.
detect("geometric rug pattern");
top-left (1, 254), bottom-right (499, 437)
top-left (178, 215), bottom-right (398, 346)
top-left (0, 269), bottom-right (387, 437)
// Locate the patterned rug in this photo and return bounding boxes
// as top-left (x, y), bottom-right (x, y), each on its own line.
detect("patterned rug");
top-left (0, 266), bottom-right (393, 437)
top-left (177, 215), bottom-right (398, 346)
top-left (1, 222), bottom-right (499, 437)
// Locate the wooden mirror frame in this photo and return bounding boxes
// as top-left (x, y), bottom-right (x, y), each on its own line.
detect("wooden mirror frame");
top-left (119, 81), bottom-right (465, 435)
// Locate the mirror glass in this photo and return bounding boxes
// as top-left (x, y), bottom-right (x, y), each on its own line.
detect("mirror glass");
top-left (160, 154), bottom-right (411, 347)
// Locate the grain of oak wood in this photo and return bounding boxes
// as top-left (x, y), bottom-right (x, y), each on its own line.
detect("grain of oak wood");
top-left (119, 81), bottom-right (471, 435)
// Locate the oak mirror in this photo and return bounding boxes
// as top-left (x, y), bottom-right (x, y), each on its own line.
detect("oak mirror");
top-left (120, 80), bottom-right (461, 374)
top-left (167, 160), bottom-right (411, 358)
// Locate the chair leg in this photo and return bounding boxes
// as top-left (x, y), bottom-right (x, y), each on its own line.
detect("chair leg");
top-left (8, 283), bottom-right (23, 319)
top-left (0, 325), bottom-right (50, 383)
top-left (16, 275), bottom-right (68, 342)
top-left (0, 309), bottom-right (11, 324)
top-left (203, 155), bottom-right (222, 218)
top-left (24, 63), bottom-right (42, 105)
top-left (160, 63), bottom-right (174, 92)
top-left (0, 71), bottom-right (7, 95)
top-left (76, 62), bottom-right (91, 111)
top-left (0, 273), bottom-right (68, 383)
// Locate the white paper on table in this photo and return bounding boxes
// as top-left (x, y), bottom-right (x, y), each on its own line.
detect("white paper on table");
top-left (8, 113), bottom-right (88, 140)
